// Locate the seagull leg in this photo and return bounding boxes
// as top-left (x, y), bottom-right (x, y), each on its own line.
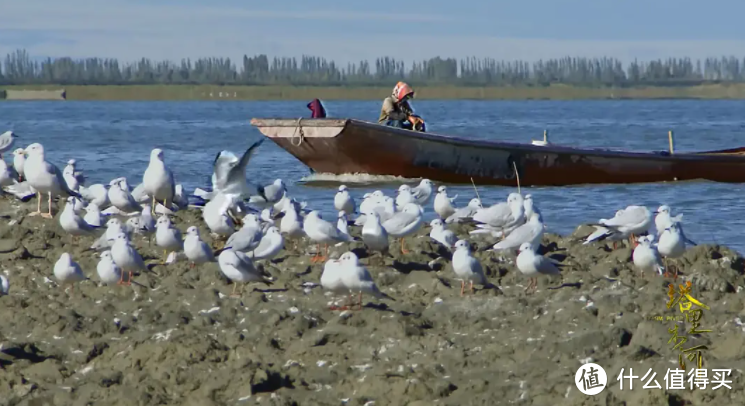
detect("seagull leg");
top-left (28, 192), bottom-right (42, 216)
top-left (400, 238), bottom-right (410, 255)
top-left (230, 283), bottom-right (240, 297)
top-left (460, 280), bottom-right (465, 296)
top-left (612, 242), bottom-right (617, 250)
top-left (41, 193), bottom-right (53, 218)
top-left (310, 244), bottom-right (320, 263)
top-left (357, 292), bottom-right (363, 310)
top-left (315, 244), bottom-right (328, 263)
top-left (524, 279), bottom-right (531, 293)
top-left (151, 195), bottom-right (156, 214)
top-left (629, 234), bottom-right (637, 247)
top-left (162, 249), bottom-right (168, 264)
top-left (470, 280), bottom-right (474, 294)
top-left (663, 258), bottom-right (669, 278)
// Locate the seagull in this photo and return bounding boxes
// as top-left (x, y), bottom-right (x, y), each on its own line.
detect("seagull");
top-left (96, 251), bottom-right (123, 286)
top-left (0, 274), bottom-right (8, 295)
top-left (251, 179), bottom-right (286, 207)
top-left (155, 215), bottom-right (183, 263)
top-left (248, 226), bottom-right (284, 261)
top-left (222, 214), bottom-right (263, 253)
top-left (336, 211), bottom-right (353, 242)
top-left (142, 148), bottom-right (175, 212)
top-left (60, 196), bottom-right (99, 238)
top-left (0, 131), bottom-right (18, 160)
top-left (523, 194), bottom-right (541, 219)
top-left (472, 193), bottom-right (525, 235)
top-left (320, 257), bottom-right (347, 309)
top-left (303, 210), bottom-right (353, 263)
top-left (211, 139), bottom-right (264, 200)
top-left (395, 184), bottom-right (416, 210)
top-left (595, 205), bottom-right (653, 246)
top-left (203, 193), bottom-right (238, 243)
top-left (338, 251), bottom-right (393, 309)
top-left (334, 185), bottom-right (356, 218)
top-left (515, 242), bottom-right (561, 294)
top-left (655, 205), bottom-right (684, 236)
top-left (111, 232), bottom-right (148, 285)
top-left (279, 200), bottom-right (304, 242)
top-left (410, 179), bottom-right (435, 206)
top-left (632, 235), bottom-right (665, 276)
top-left (445, 198), bottom-right (482, 224)
top-left (53, 252), bottom-right (87, 292)
top-left (433, 185), bottom-right (457, 220)
top-left (382, 203), bottom-right (423, 254)
top-left (62, 159), bottom-right (85, 193)
top-left (429, 219), bottom-right (457, 249)
top-left (583, 209), bottom-right (628, 249)
top-left (490, 211), bottom-right (544, 252)
top-left (359, 190), bottom-right (387, 215)
top-left (108, 178), bottom-right (142, 213)
top-left (361, 211), bottom-right (389, 261)
top-left (354, 196), bottom-right (395, 226)
top-left (0, 160), bottom-right (15, 187)
top-left (657, 223), bottom-right (694, 278)
top-left (12, 148), bottom-right (26, 181)
top-left (80, 183), bottom-right (109, 208)
top-left (137, 204), bottom-right (157, 240)
top-left (23, 142), bottom-right (80, 218)
top-left (452, 240), bottom-right (487, 296)
top-left (83, 202), bottom-right (106, 227)
top-left (89, 218), bottom-right (130, 252)
top-left (217, 249), bottom-right (271, 297)
top-left (183, 226), bottom-right (216, 267)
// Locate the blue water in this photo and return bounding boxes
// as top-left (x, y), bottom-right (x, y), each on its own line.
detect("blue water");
top-left (2, 100), bottom-right (744, 253)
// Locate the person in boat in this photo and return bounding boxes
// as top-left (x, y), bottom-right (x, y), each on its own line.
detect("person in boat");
top-left (378, 82), bottom-right (425, 131)
top-left (307, 98), bottom-right (327, 118)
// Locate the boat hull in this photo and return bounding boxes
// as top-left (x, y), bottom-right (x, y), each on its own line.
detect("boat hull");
top-left (250, 118), bottom-right (745, 186)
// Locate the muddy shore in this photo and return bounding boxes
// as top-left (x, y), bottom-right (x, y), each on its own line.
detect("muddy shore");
top-left (0, 196), bottom-right (744, 406)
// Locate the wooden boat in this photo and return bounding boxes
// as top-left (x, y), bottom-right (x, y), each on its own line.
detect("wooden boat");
top-left (250, 118), bottom-right (745, 186)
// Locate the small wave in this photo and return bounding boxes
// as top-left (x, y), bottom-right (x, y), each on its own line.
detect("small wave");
top-left (299, 172), bottom-right (421, 187)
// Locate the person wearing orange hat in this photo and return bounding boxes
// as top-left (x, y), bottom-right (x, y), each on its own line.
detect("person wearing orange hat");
top-left (378, 82), bottom-right (425, 131)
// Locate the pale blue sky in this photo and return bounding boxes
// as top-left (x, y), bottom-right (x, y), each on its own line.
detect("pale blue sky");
top-left (2, 0), bottom-right (745, 65)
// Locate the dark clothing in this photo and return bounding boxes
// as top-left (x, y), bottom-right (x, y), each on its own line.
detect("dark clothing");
top-left (307, 99), bottom-right (327, 118)
top-left (385, 119), bottom-right (413, 130)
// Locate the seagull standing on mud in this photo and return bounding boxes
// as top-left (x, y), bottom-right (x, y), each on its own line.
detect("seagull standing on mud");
top-left (382, 202), bottom-right (423, 254)
top-left (334, 185), bottom-right (356, 219)
top-left (632, 235), bottom-right (665, 276)
top-left (143, 148), bottom-right (175, 212)
top-left (303, 210), bottom-right (353, 263)
top-left (515, 242), bottom-right (561, 294)
top-left (23, 143), bottom-right (80, 218)
top-left (184, 226), bottom-right (216, 267)
top-left (53, 252), bottom-right (87, 292)
top-left (12, 148), bottom-right (26, 181)
top-left (451, 240), bottom-right (487, 296)
top-left (433, 185), bottom-right (457, 220)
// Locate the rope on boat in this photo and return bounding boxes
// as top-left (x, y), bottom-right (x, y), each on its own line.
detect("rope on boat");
top-left (290, 117), bottom-right (305, 147)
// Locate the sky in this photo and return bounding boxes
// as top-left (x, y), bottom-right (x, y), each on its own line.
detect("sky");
top-left (2, 0), bottom-right (745, 66)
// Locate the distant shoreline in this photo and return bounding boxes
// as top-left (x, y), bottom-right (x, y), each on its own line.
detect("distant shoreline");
top-left (3, 83), bottom-right (745, 101)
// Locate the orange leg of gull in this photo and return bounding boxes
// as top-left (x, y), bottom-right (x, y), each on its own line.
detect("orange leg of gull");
top-left (230, 282), bottom-right (242, 297)
top-left (315, 244), bottom-right (329, 263)
top-left (629, 234), bottom-right (637, 247)
top-left (310, 244), bottom-right (321, 263)
top-left (460, 280), bottom-right (465, 296)
top-left (28, 192), bottom-right (42, 216)
top-left (469, 280), bottom-right (475, 294)
top-left (400, 238), bottom-right (410, 255)
top-left (41, 193), bottom-right (53, 219)
top-left (356, 292), bottom-right (364, 310)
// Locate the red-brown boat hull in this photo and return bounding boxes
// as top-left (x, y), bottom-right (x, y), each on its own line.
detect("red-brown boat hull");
top-left (250, 118), bottom-right (745, 186)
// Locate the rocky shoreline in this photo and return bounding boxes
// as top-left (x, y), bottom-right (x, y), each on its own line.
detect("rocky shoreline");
top-left (0, 197), bottom-right (744, 405)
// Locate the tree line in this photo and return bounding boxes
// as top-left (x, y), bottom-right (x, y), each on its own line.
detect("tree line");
top-left (2, 48), bottom-right (745, 87)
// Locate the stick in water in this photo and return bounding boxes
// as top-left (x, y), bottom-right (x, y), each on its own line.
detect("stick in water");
top-left (470, 177), bottom-right (483, 207)
top-left (512, 161), bottom-right (521, 195)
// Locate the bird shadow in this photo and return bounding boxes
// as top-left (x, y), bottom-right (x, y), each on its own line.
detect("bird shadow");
top-left (391, 260), bottom-right (431, 274)
top-left (253, 287), bottom-right (288, 293)
top-left (547, 282), bottom-right (582, 290)
top-left (362, 302), bottom-right (395, 312)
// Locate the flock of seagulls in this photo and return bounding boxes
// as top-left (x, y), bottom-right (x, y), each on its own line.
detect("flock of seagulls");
top-left (0, 132), bottom-right (698, 310)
